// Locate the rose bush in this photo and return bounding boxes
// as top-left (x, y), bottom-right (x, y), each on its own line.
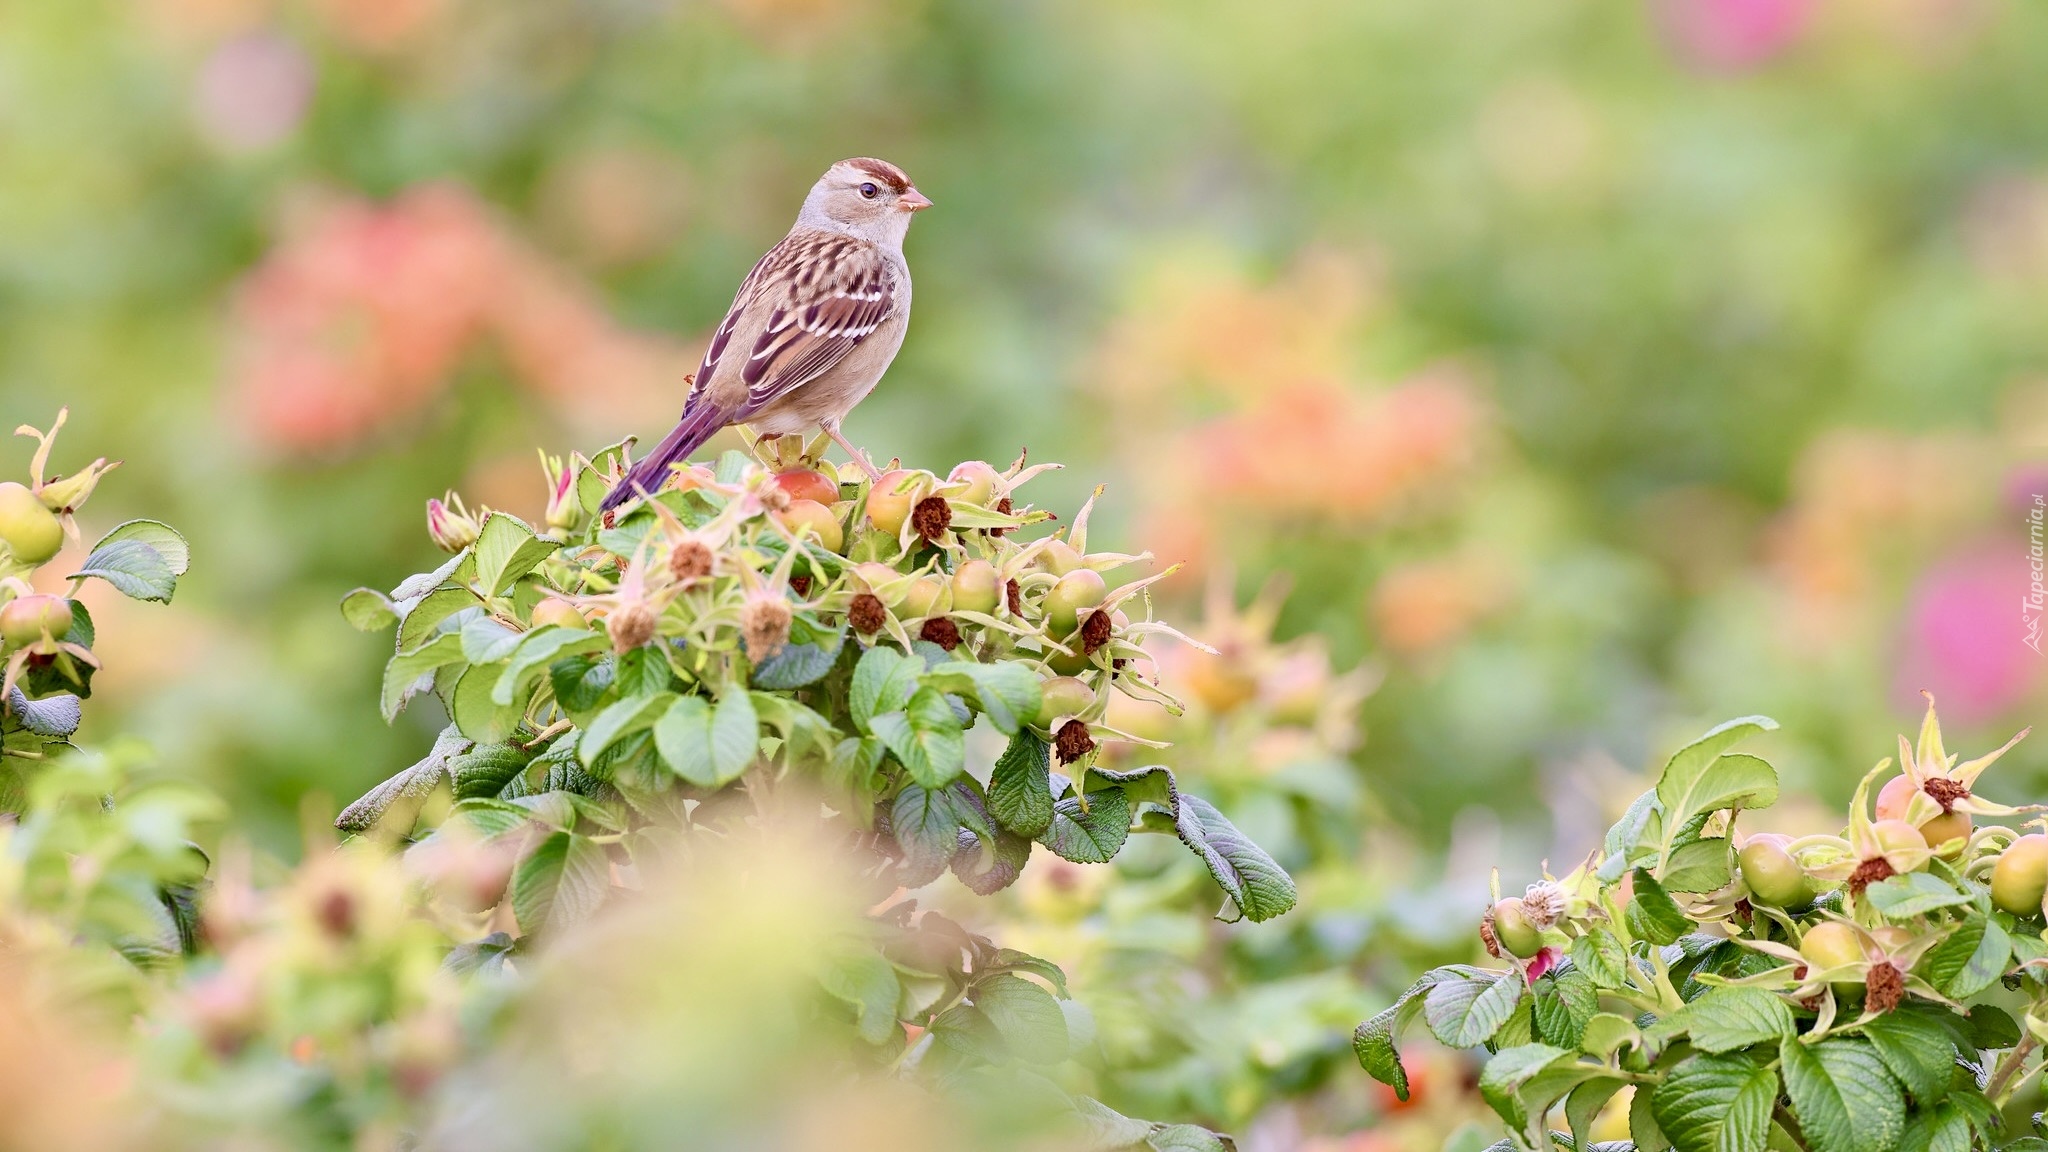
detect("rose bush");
top-left (1357, 700), bottom-right (2048, 1152)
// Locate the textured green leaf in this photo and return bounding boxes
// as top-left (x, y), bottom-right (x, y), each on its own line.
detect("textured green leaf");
top-left (988, 730), bottom-right (1054, 838)
top-left (1173, 792), bottom-right (1297, 922)
top-left (1859, 1007), bottom-right (1956, 1106)
top-left (458, 613), bottom-right (522, 664)
top-left (1654, 716), bottom-right (1779, 829)
top-left (1572, 929), bottom-right (1630, 989)
top-left (1477, 1043), bottom-right (1572, 1134)
top-left (820, 948), bottom-right (900, 1045)
top-left (336, 726), bottom-right (471, 832)
top-left (5, 686), bottom-right (80, 738)
top-left (1144, 1125), bottom-right (1230, 1152)
top-left (1534, 972), bottom-right (1599, 1049)
top-left (340, 587), bottom-right (398, 632)
top-left (850, 645), bottom-right (918, 730)
top-left (74, 520), bottom-right (188, 603)
top-left (1898, 1101), bottom-right (1977, 1152)
top-left (449, 742), bottom-right (538, 800)
top-left (1628, 868), bottom-right (1692, 946)
top-left (1663, 986), bottom-right (1795, 1054)
top-left (922, 661), bottom-right (1042, 735)
top-left (579, 691), bottom-right (675, 764)
top-left (1650, 1051), bottom-right (1775, 1152)
top-left (1922, 914), bottom-right (2011, 1001)
top-left (1780, 1036), bottom-right (1904, 1152)
top-left (493, 627), bottom-right (605, 706)
top-left (398, 586), bottom-right (480, 653)
top-left (472, 512), bottom-right (558, 597)
top-left (1039, 787), bottom-right (1130, 864)
top-left (870, 685), bottom-right (966, 788)
top-left (1567, 1077), bottom-right (1628, 1150)
top-left (1353, 1005), bottom-right (1411, 1101)
top-left (511, 830), bottom-right (610, 936)
top-left (1662, 837), bottom-right (1733, 893)
top-left (1426, 974), bottom-right (1524, 1049)
top-left (975, 973), bottom-right (1068, 1064)
top-left (892, 783), bottom-right (968, 887)
top-left (1864, 872), bottom-right (1972, 918)
top-left (451, 663), bottom-right (525, 744)
top-left (380, 632), bottom-right (464, 721)
top-left (750, 627), bottom-right (843, 690)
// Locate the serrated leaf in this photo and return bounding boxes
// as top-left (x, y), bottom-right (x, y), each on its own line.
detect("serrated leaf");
top-left (380, 632), bottom-right (464, 721)
top-left (450, 742), bottom-right (538, 800)
top-left (336, 726), bottom-right (470, 832)
top-left (1898, 1101), bottom-right (1977, 1152)
top-left (1650, 1051), bottom-right (1775, 1152)
top-left (850, 646), bottom-right (918, 730)
top-left (892, 783), bottom-right (967, 888)
top-left (5, 687), bottom-right (80, 738)
top-left (1657, 986), bottom-right (1794, 1054)
top-left (1039, 787), bottom-right (1130, 864)
top-left (1354, 1005), bottom-right (1411, 1100)
top-left (397, 586), bottom-right (480, 653)
top-left (750, 628), bottom-right (844, 690)
top-left (1963, 1004), bottom-right (2020, 1050)
top-left (495, 627), bottom-right (604, 706)
top-left (1426, 974), bottom-right (1525, 1048)
top-left (1567, 1077), bottom-right (1629, 1150)
top-left (473, 512), bottom-right (558, 597)
top-left (975, 973), bottom-right (1068, 1064)
top-left (1477, 1043), bottom-right (1572, 1134)
top-left (821, 948), bottom-right (900, 1045)
top-left (1572, 930), bottom-right (1630, 989)
top-left (1864, 872), bottom-right (1974, 919)
top-left (1534, 971), bottom-right (1599, 1049)
top-left (922, 662), bottom-right (1042, 736)
top-left (1922, 915), bottom-right (2010, 1001)
top-left (511, 830), bottom-right (610, 936)
top-left (1780, 1036), bottom-right (1904, 1152)
top-left (1656, 737), bottom-right (1777, 867)
top-left (988, 730), bottom-right (1054, 838)
top-left (1662, 837), bottom-right (1733, 893)
top-left (1628, 868), bottom-right (1692, 946)
top-left (579, 692), bottom-right (675, 764)
top-left (451, 664), bottom-right (525, 744)
top-left (1579, 1013), bottom-right (1640, 1057)
top-left (459, 613), bottom-right (523, 664)
top-left (1173, 793), bottom-right (1297, 923)
top-left (870, 686), bottom-right (966, 788)
top-left (340, 587), bottom-right (398, 632)
top-left (1859, 1007), bottom-right (1956, 1106)
top-left (74, 520), bottom-right (188, 603)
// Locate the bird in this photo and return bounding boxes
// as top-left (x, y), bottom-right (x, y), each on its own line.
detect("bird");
top-left (599, 157), bottom-right (932, 513)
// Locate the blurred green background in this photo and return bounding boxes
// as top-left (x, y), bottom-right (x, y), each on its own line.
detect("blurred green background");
top-left (8, 2), bottom-right (2048, 1136)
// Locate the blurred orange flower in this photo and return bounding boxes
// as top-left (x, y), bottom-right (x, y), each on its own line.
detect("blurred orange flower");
top-left (1371, 551), bottom-right (1512, 658)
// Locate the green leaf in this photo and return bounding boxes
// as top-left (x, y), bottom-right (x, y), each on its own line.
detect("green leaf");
top-left (451, 664), bottom-right (525, 744)
top-left (1962, 1005), bottom-right (2020, 1050)
top-left (1864, 872), bottom-right (1974, 919)
top-left (511, 830), bottom-right (611, 936)
top-left (5, 686), bottom-right (79, 738)
top-left (340, 587), bottom-right (398, 632)
top-left (1533, 971), bottom-right (1599, 1049)
top-left (336, 726), bottom-right (470, 832)
top-left (1631, 1074), bottom-right (1673, 1152)
top-left (1898, 1101), bottom-right (1977, 1152)
top-left (398, 586), bottom-right (480, 653)
top-left (870, 686), bottom-right (966, 788)
top-left (1038, 786), bottom-right (1130, 864)
top-left (1567, 1078), bottom-right (1629, 1150)
top-left (494, 627), bottom-right (605, 706)
top-left (649, 690), bottom-right (760, 788)
top-left (1662, 986), bottom-right (1796, 1054)
top-left (975, 973), bottom-right (1068, 1064)
top-left (988, 730), bottom-right (1054, 838)
top-left (380, 632), bottom-right (464, 720)
top-left (1628, 868), bottom-right (1692, 946)
top-left (1426, 974), bottom-right (1524, 1049)
top-left (579, 692), bottom-right (676, 764)
top-left (1922, 915), bottom-right (2011, 1001)
top-left (850, 646), bottom-right (919, 730)
top-left (1662, 837), bottom-right (1733, 893)
top-left (750, 628), bottom-right (844, 690)
top-left (1572, 929), bottom-right (1630, 989)
top-left (820, 948), bottom-right (900, 1045)
top-left (1859, 1008), bottom-right (1956, 1106)
top-left (73, 520), bottom-right (189, 603)
top-left (1144, 1126), bottom-right (1230, 1152)
top-left (1173, 793), bottom-right (1297, 923)
top-left (449, 742), bottom-right (539, 800)
top-left (1579, 1013), bottom-right (1640, 1057)
top-left (1650, 1051), bottom-right (1776, 1152)
top-left (1603, 788), bottom-right (1665, 877)
top-left (459, 613), bottom-right (522, 664)
top-left (1477, 1043), bottom-right (1572, 1135)
top-left (922, 662), bottom-right (1042, 736)
top-left (1655, 716), bottom-right (1779, 822)
top-left (1780, 1036), bottom-right (1904, 1152)
top-left (892, 783), bottom-right (967, 887)
top-left (473, 512), bottom-right (559, 597)
top-left (1354, 1005), bottom-right (1411, 1101)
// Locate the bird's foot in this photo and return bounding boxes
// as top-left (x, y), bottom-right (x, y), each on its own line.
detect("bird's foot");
top-left (823, 424), bottom-right (885, 482)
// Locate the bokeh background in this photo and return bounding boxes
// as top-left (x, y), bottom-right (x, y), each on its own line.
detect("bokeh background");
top-left (10, 0), bottom-right (2048, 1144)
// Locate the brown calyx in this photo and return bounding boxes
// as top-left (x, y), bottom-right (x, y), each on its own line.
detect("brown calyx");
top-left (1923, 777), bottom-right (1970, 811)
top-left (911, 496), bottom-right (953, 541)
top-left (1054, 719), bottom-right (1096, 765)
top-left (848, 593), bottom-right (886, 635)
top-left (919, 616), bottom-right (961, 651)
top-left (1848, 856), bottom-right (1896, 895)
top-left (1479, 905), bottom-right (1502, 959)
top-left (1006, 578), bottom-right (1022, 615)
top-left (1079, 608), bottom-right (1115, 656)
top-left (669, 539), bottom-right (713, 583)
top-left (1865, 961), bottom-right (1905, 1014)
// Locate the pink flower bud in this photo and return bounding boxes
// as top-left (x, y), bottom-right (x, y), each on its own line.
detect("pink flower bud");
top-left (426, 495), bottom-right (479, 552)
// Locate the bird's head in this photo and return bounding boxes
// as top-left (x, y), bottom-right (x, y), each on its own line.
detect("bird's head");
top-left (801, 157), bottom-right (932, 245)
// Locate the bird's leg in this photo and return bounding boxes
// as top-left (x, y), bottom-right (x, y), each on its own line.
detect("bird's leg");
top-left (822, 421), bottom-right (884, 481)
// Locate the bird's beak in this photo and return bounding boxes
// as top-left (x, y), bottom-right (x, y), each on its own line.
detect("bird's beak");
top-left (899, 188), bottom-right (934, 212)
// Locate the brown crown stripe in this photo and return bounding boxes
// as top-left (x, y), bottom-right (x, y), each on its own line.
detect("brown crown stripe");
top-left (844, 157), bottom-right (912, 193)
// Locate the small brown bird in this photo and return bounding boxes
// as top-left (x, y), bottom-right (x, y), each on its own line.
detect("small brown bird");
top-left (600, 157), bottom-right (932, 512)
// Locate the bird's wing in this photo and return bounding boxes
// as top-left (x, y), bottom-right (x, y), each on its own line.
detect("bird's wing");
top-left (691, 231), bottom-right (897, 417)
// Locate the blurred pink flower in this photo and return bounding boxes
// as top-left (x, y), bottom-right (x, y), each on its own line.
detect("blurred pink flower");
top-left (1658, 0), bottom-right (1815, 71)
top-left (193, 31), bottom-right (313, 153)
top-left (1893, 545), bottom-right (2042, 725)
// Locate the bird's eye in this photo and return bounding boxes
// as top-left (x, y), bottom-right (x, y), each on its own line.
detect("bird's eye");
top-left (858, 182), bottom-right (879, 199)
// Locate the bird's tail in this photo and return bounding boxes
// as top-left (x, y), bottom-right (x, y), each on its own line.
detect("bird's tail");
top-left (599, 404), bottom-right (732, 514)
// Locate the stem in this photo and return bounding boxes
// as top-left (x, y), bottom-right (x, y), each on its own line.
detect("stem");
top-left (1987, 1033), bottom-right (2039, 1106)
top-left (1772, 1102), bottom-right (1815, 1152)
